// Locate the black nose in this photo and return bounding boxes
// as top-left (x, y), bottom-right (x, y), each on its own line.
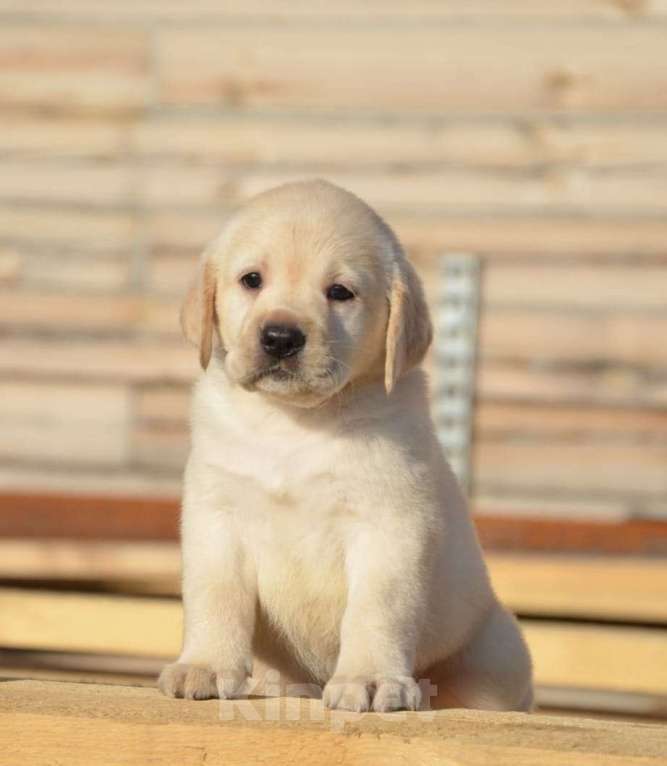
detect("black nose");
top-left (261, 324), bottom-right (306, 359)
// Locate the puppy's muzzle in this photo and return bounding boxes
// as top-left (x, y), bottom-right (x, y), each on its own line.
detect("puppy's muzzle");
top-left (261, 324), bottom-right (307, 359)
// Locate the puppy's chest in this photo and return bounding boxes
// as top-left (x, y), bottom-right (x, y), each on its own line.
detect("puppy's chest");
top-left (215, 429), bottom-right (352, 659)
top-left (211, 423), bottom-right (349, 515)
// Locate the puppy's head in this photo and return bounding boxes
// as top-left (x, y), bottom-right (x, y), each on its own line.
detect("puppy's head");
top-left (182, 180), bottom-right (431, 407)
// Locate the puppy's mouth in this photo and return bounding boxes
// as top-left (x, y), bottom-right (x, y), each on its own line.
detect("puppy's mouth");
top-left (255, 365), bottom-right (296, 383)
top-left (238, 357), bottom-right (344, 401)
top-left (240, 362), bottom-right (300, 389)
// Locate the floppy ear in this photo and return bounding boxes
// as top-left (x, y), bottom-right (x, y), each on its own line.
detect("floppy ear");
top-left (180, 256), bottom-right (218, 370)
top-left (384, 257), bottom-right (433, 394)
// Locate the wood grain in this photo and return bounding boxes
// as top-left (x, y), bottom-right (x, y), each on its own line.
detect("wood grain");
top-left (0, 25), bottom-right (149, 114)
top-left (129, 117), bottom-right (667, 170)
top-left (2, 680), bottom-right (665, 766)
top-left (156, 25), bottom-right (667, 113)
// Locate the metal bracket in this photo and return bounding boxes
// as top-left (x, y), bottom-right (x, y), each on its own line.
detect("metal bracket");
top-left (432, 253), bottom-right (481, 496)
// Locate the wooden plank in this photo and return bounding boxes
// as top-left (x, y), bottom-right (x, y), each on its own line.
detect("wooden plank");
top-left (0, 339), bottom-right (196, 383)
top-left (474, 426), bottom-right (667, 528)
top-left (1, 589), bottom-right (666, 697)
top-left (3, 681), bottom-right (666, 766)
top-left (10, 113), bottom-right (665, 170)
top-left (536, 686), bottom-right (667, 720)
top-left (4, 0), bottom-right (667, 22)
top-left (5, 158), bottom-right (646, 216)
top-left (0, 291), bottom-right (144, 332)
top-left (6, 653), bottom-right (659, 722)
top-left (135, 165), bottom-right (667, 214)
top-left (1, 660), bottom-right (657, 719)
top-left (522, 620), bottom-right (667, 695)
top-left (0, 115), bottom-right (131, 159)
top-left (476, 516), bottom-right (667, 556)
top-left (0, 649), bottom-right (162, 679)
top-left (0, 664), bottom-right (157, 688)
top-left (477, 359), bottom-right (667, 409)
top-left (20, 251), bottom-right (131, 292)
top-left (145, 209), bottom-right (667, 260)
top-left (157, 24), bottom-right (667, 113)
top-left (0, 25), bottom-right (149, 114)
top-left (0, 493), bottom-right (180, 541)
top-left (479, 311), bottom-right (667, 368)
top-left (488, 553), bottom-right (667, 623)
top-left (474, 494), bottom-right (667, 522)
top-left (0, 494), bottom-right (181, 539)
top-left (475, 441), bottom-right (667, 496)
top-left (0, 540), bottom-right (181, 582)
top-left (131, 116), bottom-right (667, 170)
top-left (393, 214), bottom-right (667, 260)
top-left (0, 205), bottom-right (138, 249)
top-left (0, 290), bottom-right (177, 335)
top-left (0, 161), bottom-right (134, 207)
top-left (1, 492), bottom-right (666, 554)
top-left (483, 263), bottom-right (667, 311)
top-left (0, 466), bottom-right (182, 500)
top-left (1, 541), bottom-right (666, 624)
top-left (0, 382), bottom-right (131, 466)
top-left (476, 402), bottom-right (667, 439)
top-left (0, 588), bottom-right (180, 657)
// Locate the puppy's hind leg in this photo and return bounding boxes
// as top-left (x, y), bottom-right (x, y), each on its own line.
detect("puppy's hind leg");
top-left (421, 603), bottom-right (533, 712)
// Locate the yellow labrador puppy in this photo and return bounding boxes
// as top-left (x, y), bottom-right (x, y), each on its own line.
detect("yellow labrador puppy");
top-left (159, 180), bottom-right (533, 713)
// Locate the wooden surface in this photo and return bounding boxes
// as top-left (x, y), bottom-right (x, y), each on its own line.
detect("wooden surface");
top-left (2, 539), bottom-right (667, 623)
top-left (2, 587), bottom-right (666, 696)
top-left (487, 553), bottom-right (667, 623)
top-left (2, 491), bottom-right (667, 555)
top-left (1, 680), bottom-right (666, 766)
top-left (0, 1), bottom-right (666, 524)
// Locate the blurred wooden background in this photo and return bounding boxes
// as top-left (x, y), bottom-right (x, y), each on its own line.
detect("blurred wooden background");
top-left (0, 0), bottom-right (666, 524)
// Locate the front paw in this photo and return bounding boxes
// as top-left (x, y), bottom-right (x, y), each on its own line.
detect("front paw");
top-left (323, 675), bottom-right (421, 713)
top-left (158, 662), bottom-right (248, 701)
top-left (323, 676), bottom-right (372, 712)
top-left (372, 676), bottom-right (421, 712)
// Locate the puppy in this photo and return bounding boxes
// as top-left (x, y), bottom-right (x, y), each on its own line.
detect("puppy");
top-left (158, 179), bottom-right (533, 712)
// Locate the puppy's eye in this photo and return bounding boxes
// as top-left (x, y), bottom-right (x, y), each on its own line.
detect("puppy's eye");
top-left (240, 272), bottom-right (262, 290)
top-left (326, 284), bottom-right (355, 302)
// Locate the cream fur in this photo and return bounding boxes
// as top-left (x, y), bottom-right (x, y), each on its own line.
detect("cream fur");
top-left (158, 180), bottom-right (533, 713)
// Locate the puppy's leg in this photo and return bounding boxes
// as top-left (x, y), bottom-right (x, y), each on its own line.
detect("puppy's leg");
top-left (422, 603), bottom-right (533, 712)
top-left (159, 488), bottom-right (256, 700)
top-left (323, 525), bottom-right (424, 713)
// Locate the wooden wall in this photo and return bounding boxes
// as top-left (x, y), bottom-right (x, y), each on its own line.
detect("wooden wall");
top-left (1, 1), bottom-right (666, 521)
